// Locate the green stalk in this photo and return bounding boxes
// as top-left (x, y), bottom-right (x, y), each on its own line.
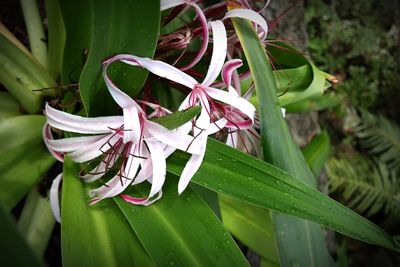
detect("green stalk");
top-left (17, 188), bottom-right (55, 257)
top-left (45, 0), bottom-right (65, 79)
top-left (0, 34), bottom-right (57, 113)
top-left (20, 0), bottom-right (48, 68)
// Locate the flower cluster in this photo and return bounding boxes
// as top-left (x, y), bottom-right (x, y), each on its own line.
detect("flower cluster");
top-left (45, 0), bottom-right (272, 221)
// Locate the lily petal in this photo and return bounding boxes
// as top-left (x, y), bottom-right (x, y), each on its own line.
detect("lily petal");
top-left (45, 103), bottom-right (123, 134)
top-left (121, 190), bottom-right (163, 206)
top-left (50, 173), bottom-right (62, 223)
top-left (147, 141), bottom-right (166, 198)
top-left (223, 9), bottom-right (269, 42)
top-left (145, 119), bottom-right (204, 154)
top-left (178, 133), bottom-right (207, 194)
top-left (68, 134), bottom-right (119, 163)
top-left (43, 124), bottom-right (64, 162)
top-left (102, 65), bottom-right (141, 110)
top-left (123, 106), bottom-right (141, 143)
top-left (89, 144), bottom-right (140, 204)
top-left (46, 135), bottom-right (106, 152)
top-left (207, 117), bottom-right (228, 135)
top-left (222, 59), bottom-right (243, 92)
top-left (205, 87), bottom-right (255, 122)
top-left (104, 54), bottom-right (198, 89)
top-left (160, 0), bottom-right (185, 11)
top-left (201, 21), bottom-right (228, 87)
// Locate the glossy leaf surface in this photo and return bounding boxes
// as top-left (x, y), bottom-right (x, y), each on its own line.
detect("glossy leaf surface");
top-left (115, 176), bottom-right (249, 267)
top-left (60, 0), bottom-right (160, 116)
top-left (0, 116), bottom-right (54, 210)
top-left (167, 139), bottom-right (400, 252)
top-left (61, 158), bottom-right (153, 267)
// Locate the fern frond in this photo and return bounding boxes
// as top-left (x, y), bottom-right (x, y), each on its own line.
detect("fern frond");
top-left (351, 109), bottom-right (400, 172)
top-left (326, 156), bottom-right (400, 218)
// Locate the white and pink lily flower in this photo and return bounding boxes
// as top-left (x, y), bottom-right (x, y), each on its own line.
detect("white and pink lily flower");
top-left (44, 84), bottom-right (204, 205)
top-left (102, 20), bottom-right (255, 193)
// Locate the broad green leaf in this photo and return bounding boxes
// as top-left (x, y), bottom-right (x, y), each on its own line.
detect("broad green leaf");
top-left (167, 139), bottom-right (400, 252)
top-left (302, 131), bottom-right (331, 176)
top-left (60, 0), bottom-right (160, 116)
top-left (115, 175), bottom-right (249, 267)
top-left (59, 0), bottom-right (91, 85)
top-left (0, 92), bottom-right (21, 118)
top-left (0, 116), bottom-right (54, 211)
top-left (45, 0), bottom-right (66, 79)
top-left (61, 157), bottom-right (154, 267)
top-left (152, 106), bottom-right (201, 130)
top-left (0, 203), bottom-right (44, 267)
top-left (0, 115), bottom-right (47, 171)
top-left (232, 15), bottom-right (331, 266)
top-left (219, 195), bottom-right (279, 266)
top-left (0, 146), bottom-right (54, 211)
top-left (0, 34), bottom-right (57, 114)
top-left (0, 23), bottom-right (32, 57)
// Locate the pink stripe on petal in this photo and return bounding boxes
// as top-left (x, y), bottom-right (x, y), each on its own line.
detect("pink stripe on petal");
top-left (222, 59), bottom-right (243, 90)
top-left (179, 2), bottom-right (209, 71)
top-left (121, 189), bottom-right (163, 206)
top-left (225, 119), bottom-right (253, 130)
top-left (120, 194), bottom-right (147, 204)
top-left (42, 124), bottom-right (64, 162)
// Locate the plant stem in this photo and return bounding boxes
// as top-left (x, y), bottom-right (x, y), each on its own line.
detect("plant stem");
top-left (20, 0), bottom-right (48, 68)
top-left (17, 188), bottom-right (55, 257)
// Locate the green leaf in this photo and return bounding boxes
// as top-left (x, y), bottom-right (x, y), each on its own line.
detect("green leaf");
top-left (302, 131), bottom-right (331, 176)
top-left (167, 139), bottom-right (400, 252)
top-left (59, 0), bottom-right (91, 85)
top-left (265, 41), bottom-right (333, 107)
top-left (17, 188), bottom-right (55, 257)
top-left (61, 157), bottom-right (154, 267)
top-left (219, 195), bottom-right (280, 266)
top-left (0, 203), bottom-right (44, 267)
top-left (0, 92), bottom-right (21, 118)
top-left (284, 93), bottom-right (341, 113)
top-left (232, 16), bottom-right (331, 266)
top-left (0, 34), bottom-right (57, 114)
top-left (0, 116), bottom-right (55, 211)
top-left (151, 106), bottom-right (201, 130)
top-left (60, 0), bottom-right (160, 116)
top-left (115, 175), bottom-right (249, 267)
top-left (45, 0), bottom-right (66, 80)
